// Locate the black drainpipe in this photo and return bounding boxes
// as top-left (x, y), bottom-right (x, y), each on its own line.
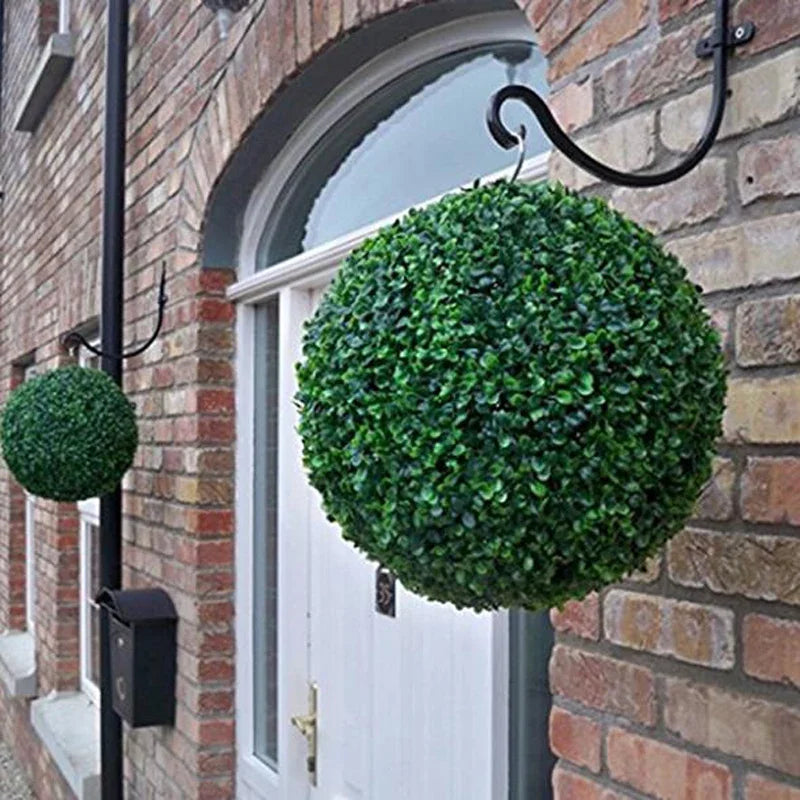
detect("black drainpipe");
top-left (99, 1), bottom-right (128, 798)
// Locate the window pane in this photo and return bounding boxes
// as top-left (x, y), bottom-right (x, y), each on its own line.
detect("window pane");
top-left (90, 523), bottom-right (101, 597)
top-left (258, 41), bottom-right (547, 268)
top-left (90, 605), bottom-right (101, 688)
top-left (253, 299), bottom-right (280, 769)
top-left (85, 523), bottom-right (102, 691)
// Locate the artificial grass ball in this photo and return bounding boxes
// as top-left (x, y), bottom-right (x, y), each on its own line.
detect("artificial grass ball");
top-left (296, 180), bottom-right (726, 612)
top-left (1, 366), bottom-right (138, 502)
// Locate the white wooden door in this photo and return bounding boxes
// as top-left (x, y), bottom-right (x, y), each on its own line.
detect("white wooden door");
top-left (278, 285), bottom-right (507, 800)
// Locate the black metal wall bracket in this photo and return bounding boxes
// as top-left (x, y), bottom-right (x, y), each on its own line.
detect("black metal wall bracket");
top-left (62, 262), bottom-right (168, 360)
top-left (486, 0), bottom-right (755, 188)
top-left (696, 20), bottom-right (755, 58)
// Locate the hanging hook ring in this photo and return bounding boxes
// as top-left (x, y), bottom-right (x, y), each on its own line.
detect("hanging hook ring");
top-left (510, 124), bottom-right (527, 183)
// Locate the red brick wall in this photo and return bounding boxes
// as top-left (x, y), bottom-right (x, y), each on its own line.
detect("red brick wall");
top-left (537, 1), bottom-right (800, 798)
top-left (1, 0), bottom-right (798, 798)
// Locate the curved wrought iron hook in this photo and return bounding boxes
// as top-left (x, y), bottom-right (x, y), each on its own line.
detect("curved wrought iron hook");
top-left (63, 262), bottom-right (168, 360)
top-left (487, 0), bottom-right (755, 188)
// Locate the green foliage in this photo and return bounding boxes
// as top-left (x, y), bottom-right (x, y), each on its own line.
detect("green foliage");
top-left (1, 366), bottom-right (138, 502)
top-left (296, 181), bottom-right (727, 611)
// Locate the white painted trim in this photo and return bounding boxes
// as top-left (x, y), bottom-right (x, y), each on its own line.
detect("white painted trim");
top-left (233, 12), bottom-right (546, 798)
top-left (77, 341), bottom-right (101, 706)
top-left (235, 303), bottom-right (283, 799)
top-left (79, 515), bottom-right (100, 707)
top-left (25, 494), bottom-right (36, 635)
top-left (59, 0), bottom-right (70, 33)
top-left (229, 151), bottom-right (550, 305)
top-left (238, 10), bottom-right (538, 285)
top-left (492, 611), bottom-right (511, 800)
top-left (22, 364), bottom-right (38, 637)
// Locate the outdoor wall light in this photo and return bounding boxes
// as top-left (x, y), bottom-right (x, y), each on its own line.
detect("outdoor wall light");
top-left (202, 0), bottom-right (250, 38)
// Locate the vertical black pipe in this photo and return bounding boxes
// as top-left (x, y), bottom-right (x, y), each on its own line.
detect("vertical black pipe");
top-left (99, 1), bottom-right (128, 798)
top-left (509, 610), bottom-right (556, 800)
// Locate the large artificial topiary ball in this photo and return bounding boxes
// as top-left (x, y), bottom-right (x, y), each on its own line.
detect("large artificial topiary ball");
top-left (1, 366), bottom-right (138, 502)
top-left (297, 181), bottom-right (726, 612)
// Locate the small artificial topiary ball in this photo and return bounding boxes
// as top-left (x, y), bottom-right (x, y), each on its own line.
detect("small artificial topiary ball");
top-left (296, 180), bottom-right (727, 612)
top-left (1, 365), bottom-right (138, 502)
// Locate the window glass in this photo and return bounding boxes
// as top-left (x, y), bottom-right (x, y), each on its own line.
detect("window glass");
top-left (257, 40), bottom-right (547, 268)
top-left (253, 299), bottom-right (280, 768)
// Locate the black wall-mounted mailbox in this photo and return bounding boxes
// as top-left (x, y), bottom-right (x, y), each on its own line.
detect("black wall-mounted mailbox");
top-left (97, 587), bottom-right (177, 729)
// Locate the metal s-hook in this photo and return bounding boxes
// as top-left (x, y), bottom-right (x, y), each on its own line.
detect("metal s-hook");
top-left (487, 0), bottom-right (755, 188)
top-left (63, 262), bottom-right (168, 360)
top-left (510, 125), bottom-right (527, 183)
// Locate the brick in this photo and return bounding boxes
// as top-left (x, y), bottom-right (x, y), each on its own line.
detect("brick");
top-left (604, 589), bottom-right (734, 668)
top-left (665, 678), bottom-right (800, 776)
top-left (550, 79), bottom-right (595, 132)
top-left (743, 614), bottom-right (800, 689)
top-left (741, 458), bottom-right (800, 525)
top-left (611, 158), bottom-right (726, 234)
top-left (549, 707), bottom-right (602, 772)
top-left (737, 295), bottom-right (800, 367)
top-left (662, 49), bottom-right (800, 153)
top-left (668, 528), bottom-right (800, 606)
top-left (669, 213), bottom-right (800, 293)
top-left (746, 775), bottom-right (800, 800)
top-left (737, 0), bottom-right (800, 56)
top-left (659, 0), bottom-right (704, 22)
top-left (627, 555), bottom-right (662, 584)
top-left (551, 593), bottom-right (600, 640)
top-left (538, 0), bottom-right (606, 54)
top-left (695, 458), bottom-right (735, 521)
top-left (549, 0), bottom-right (649, 82)
top-left (549, 645), bottom-right (656, 725)
top-left (738, 134), bottom-right (800, 206)
top-left (607, 727), bottom-right (733, 800)
top-left (724, 376), bottom-right (800, 443)
top-left (603, 15), bottom-right (712, 114)
top-left (711, 308), bottom-right (732, 353)
top-left (550, 109), bottom-right (655, 191)
top-left (552, 767), bottom-right (632, 800)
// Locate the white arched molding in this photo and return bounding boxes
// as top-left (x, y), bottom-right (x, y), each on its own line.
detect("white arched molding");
top-left (229, 9), bottom-right (546, 304)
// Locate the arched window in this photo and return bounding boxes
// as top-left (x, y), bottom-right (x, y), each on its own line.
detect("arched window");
top-left (231, 9), bottom-right (555, 800)
top-left (240, 10), bottom-right (549, 278)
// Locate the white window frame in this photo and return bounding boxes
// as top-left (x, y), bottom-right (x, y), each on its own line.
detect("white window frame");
top-left (229, 11), bottom-right (549, 797)
top-left (23, 364), bottom-right (38, 636)
top-left (77, 342), bottom-right (101, 706)
top-left (25, 494), bottom-right (37, 635)
top-left (58, 0), bottom-right (70, 33)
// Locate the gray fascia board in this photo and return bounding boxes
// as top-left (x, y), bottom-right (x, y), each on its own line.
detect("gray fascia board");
top-left (14, 33), bottom-right (76, 133)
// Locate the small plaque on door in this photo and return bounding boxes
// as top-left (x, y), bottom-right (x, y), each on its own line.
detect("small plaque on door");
top-left (376, 567), bottom-right (396, 617)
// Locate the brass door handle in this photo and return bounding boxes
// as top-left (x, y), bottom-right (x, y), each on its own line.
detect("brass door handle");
top-left (291, 712), bottom-right (316, 740)
top-left (291, 683), bottom-right (318, 786)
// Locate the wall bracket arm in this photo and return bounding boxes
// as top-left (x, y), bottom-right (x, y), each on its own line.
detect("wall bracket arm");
top-left (486, 0), bottom-right (755, 188)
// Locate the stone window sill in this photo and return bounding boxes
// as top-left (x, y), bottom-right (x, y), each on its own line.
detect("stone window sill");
top-left (31, 692), bottom-right (100, 800)
top-left (14, 33), bottom-right (76, 133)
top-left (0, 631), bottom-right (37, 698)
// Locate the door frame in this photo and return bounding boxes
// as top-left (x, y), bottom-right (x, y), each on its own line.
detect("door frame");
top-left (233, 152), bottom-right (550, 800)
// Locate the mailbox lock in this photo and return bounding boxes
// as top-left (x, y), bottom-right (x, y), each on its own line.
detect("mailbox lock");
top-left (116, 677), bottom-right (127, 702)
